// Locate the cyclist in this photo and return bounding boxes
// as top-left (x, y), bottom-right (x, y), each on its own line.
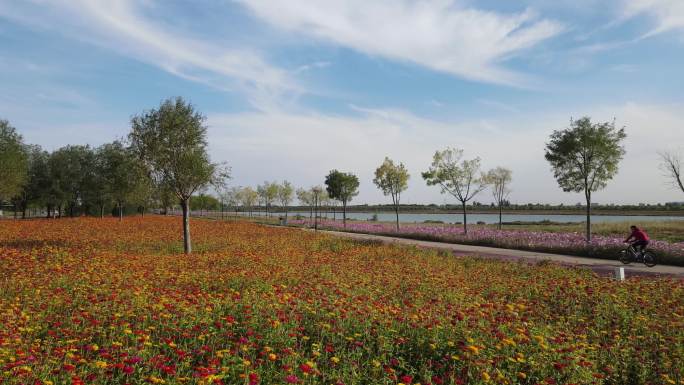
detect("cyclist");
top-left (624, 225), bottom-right (650, 258)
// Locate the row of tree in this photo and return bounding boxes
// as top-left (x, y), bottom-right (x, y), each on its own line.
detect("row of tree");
top-left (2, 100), bottom-right (683, 253)
top-left (0, 122), bottom-right (155, 220)
top-left (1, 97), bottom-right (228, 254)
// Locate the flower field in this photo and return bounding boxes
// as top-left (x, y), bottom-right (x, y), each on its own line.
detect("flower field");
top-left (289, 220), bottom-right (684, 266)
top-left (1, 217), bottom-right (683, 385)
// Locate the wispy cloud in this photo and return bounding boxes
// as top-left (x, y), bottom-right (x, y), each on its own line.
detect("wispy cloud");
top-left (237, 0), bottom-right (564, 86)
top-left (0, 0), bottom-right (300, 108)
top-left (621, 0), bottom-right (684, 38)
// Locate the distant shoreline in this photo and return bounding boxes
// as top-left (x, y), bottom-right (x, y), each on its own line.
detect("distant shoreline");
top-left (275, 208), bottom-right (684, 217)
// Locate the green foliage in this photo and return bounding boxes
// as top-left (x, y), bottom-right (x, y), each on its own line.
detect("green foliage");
top-left (373, 157), bottom-right (410, 229)
top-left (190, 193), bottom-right (220, 211)
top-left (96, 141), bottom-right (151, 217)
top-left (544, 117), bottom-right (626, 242)
top-left (422, 147), bottom-right (487, 233)
top-left (324, 170), bottom-right (359, 206)
top-left (129, 97), bottom-right (226, 201)
top-left (373, 157), bottom-right (410, 204)
top-left (129, 96), bottom-right (228, 253)
top-left (422, 148), bottom-right (487, 203)
top-left (277, 180), bottom-right (294, 208)
top-left (48, 145), bottom-right (95, 216)
top-left (544, 117), bottom-right (626, 194)
top-left (12, 145), bottom-right (50, 216)
top-left (0, 119), bottom-right (28, 202)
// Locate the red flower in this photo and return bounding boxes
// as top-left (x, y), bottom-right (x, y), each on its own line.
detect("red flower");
top-left (249, 372), bottom-right (260, 385)
top-left (401, 375), bottom-right (413, 384)
top-left (63, 364), bottom-right (76, 372)
top-left (285, 374), bottom-right (300, 384)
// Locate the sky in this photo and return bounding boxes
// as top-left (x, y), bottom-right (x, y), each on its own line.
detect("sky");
top-left (1, 0), bottom-right (684, 205)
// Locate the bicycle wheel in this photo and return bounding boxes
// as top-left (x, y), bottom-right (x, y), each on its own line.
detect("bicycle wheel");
top-left (642, 252), bottom-right (656, 267)
top-left (619, 250), bottom-right (632, 264)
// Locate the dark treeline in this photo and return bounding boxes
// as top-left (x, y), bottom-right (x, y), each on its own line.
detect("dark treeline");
top-left (0, 139), bottom-right (171, 219)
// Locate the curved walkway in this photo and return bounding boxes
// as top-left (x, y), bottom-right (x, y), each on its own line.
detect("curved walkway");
top-left (315, 229), bottom-right (684, 279)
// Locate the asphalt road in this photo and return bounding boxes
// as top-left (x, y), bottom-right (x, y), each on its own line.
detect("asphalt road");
top-left (314, 229), bottom-right (684, 279)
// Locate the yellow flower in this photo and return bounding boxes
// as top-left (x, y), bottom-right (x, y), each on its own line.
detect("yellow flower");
top-left (330, 356), bottom-right (340, 364)
top-left (467, 345), bottom-right (480, 355)
top-left (481, 371), bottom-right (491, 382)
top-left (517, 372), bottom-right (527, 379)
top-left (268, 353), bottom-right (277, 361)
top-left (94, 360), bottom-right (108, 369)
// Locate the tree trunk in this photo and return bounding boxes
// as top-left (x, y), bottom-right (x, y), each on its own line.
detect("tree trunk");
top-left (100, 204), bottom-right (104, 219)
top-left (585, 190), bottom-right (592, 243)
top-left (462, 201), bottom-right (467, 235)
top-left (181, 198), bottom-right (192, 254)
top-left (343, 201), bottom-right (347, 228)
top-left (498, 202), bottom-right (503, 230)
top-left (119, 203), bottom-right (123, 222)
top-left (394, 202), bottom-right (400, 231)
top-left (22, 205), bottom-right (26, 219)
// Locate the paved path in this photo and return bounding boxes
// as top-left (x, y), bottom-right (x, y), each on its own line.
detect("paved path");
top-left (314, 229), bottom-right (684, 279)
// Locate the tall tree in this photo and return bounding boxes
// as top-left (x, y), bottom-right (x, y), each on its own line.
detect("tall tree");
top-left (545, 117), bottom-right (626, 242)
top-left (13, 145), bottom-right (49, 218)
top-left (422, 148), bottom-right (486, 234)
top-left (240, 186), bottom-right (258, 217)
top-left (484, 167), bottom-right (513, 230)
top-left (296, 188), bottom-right (314, 219)
top-left (98, 141), bottom-right (150, 221)
top-left (48, 145), bottom-right (94, 217)
top-left (659, 151), bottom-right (684, 194)
top-left (277, 180), bottom-right (294, 220)
top-left (373, 157), bottom-right (410, 230)
top-left (325, 170), bottom-right (359, 228)
top-left (0, 119), bottom-right (28, 207)
top-left (129, 97), bottom-right (227, 254)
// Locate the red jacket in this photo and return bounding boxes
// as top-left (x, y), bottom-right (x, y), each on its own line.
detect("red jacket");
top-left (628, 228), bottom-right (650, 242)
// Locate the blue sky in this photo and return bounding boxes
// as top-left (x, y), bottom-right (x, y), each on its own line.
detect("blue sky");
top-left (1, 0), bottom-right (683, 205)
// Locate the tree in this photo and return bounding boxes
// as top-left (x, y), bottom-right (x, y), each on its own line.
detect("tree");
top-left (277, 180), bottom-right (294, 220)
top-left (545, 117), bottom-right (626, 242)
top-left (13, 145), bottom-right (49, 219)
top-left (324, 170), bottom-right (359, 228)
top-left (484, 167), bottom-right (512, 230)
top-left (659, 151), bottom-right (684, 194)
top-left (190, 193), bottom-right (220, 213)
top-left (0, 119), bottom-right (28, 206)
top-left (49, 145), bottom-right (95, 217)
top-left (97, 141), bottom-right (150, 221)
top-left (296, 188), bottom-right (314, 219)
top-left (422, 148), bottom-right (486, 234)
top-left (129, 97), bottom-right (228, 254)
top-left (239, 186), bottom-right (258, 217)
top-left (256, 182), bottom-right (278, 217)
top-left (373, 157), bottom-right (410, 230)
top-left (311, 186), bottom-right (323, 230)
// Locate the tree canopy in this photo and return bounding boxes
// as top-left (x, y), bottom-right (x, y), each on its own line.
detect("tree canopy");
top-left (422, 147), bottom-right (486, 234)
top-left (129, 97), bottom-right (228, 253)
top-left (0, 119), bottom-right (28, 202)
top-left (545, 117), bottom-right (626, 241)
top-left (325, 170), bottom-right (359, 227)
top-left (373, 157), bottom-right (409, 230)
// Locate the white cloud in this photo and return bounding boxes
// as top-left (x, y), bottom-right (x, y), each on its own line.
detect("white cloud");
top-left (237, 0), bottom-right (563, 86)
top-left (622, 0), bottom-right (684, 37)
top-left (206, 102), bottom-right (684, 205)
top-left (0, 0), bottom-right (299, 108)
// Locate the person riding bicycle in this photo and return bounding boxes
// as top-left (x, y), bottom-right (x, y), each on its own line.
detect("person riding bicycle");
top-left (624, 225), bottom-right (650, 257)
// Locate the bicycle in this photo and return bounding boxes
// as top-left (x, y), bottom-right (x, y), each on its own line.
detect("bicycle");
top-left (619, 243), bottom-right (657, 267)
